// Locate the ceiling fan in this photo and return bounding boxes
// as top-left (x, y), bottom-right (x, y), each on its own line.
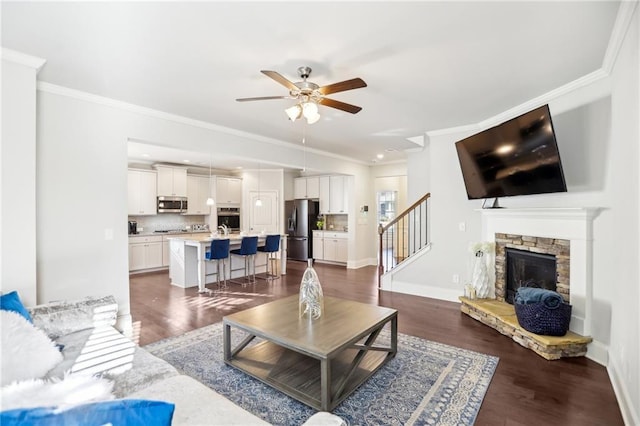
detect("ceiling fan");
top-left (236, 66), bottom-right (367, 123)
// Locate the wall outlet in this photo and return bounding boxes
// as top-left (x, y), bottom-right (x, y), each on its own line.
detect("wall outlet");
top-left (104, 228), bottom-right (114, 241)
top-left (458, 222), bottom-right (466, 232)
top-left (452, 274), bottom-right (460, 284)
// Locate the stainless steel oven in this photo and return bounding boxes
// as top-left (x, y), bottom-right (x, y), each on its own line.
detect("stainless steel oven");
top-left (217, 207), bottom-right (240, 231)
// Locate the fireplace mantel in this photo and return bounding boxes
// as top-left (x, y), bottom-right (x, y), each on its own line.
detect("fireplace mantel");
top-left (479, 207), bottom-right (600, 337)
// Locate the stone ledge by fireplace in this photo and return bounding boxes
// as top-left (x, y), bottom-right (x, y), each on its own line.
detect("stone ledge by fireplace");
top-left (460, 297), bottom-right (592, 360)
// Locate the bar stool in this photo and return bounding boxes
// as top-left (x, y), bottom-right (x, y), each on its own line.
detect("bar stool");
top-left (257, 235), bottom-right (281, 281)
top-left (205, 239), bottom-right (230, 293)
top-left (230, 236), bottom-right (258, 286)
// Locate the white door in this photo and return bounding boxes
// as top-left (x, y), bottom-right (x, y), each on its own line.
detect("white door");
top-left (248, 191), bottom-right (278, 234)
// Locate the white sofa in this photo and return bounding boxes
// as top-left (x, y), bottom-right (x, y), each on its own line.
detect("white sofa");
top-left (25, 296), bottom-right (343, 426)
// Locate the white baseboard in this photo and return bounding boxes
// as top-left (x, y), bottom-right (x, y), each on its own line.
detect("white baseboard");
top-left (607, 356), bottom-right (640, 426)
top-left (348, 257), bottom-right (377, 269)
top-left (380, 280), bottom-right (461, 303)
top-left (585, 340), bottom-right (608, 366)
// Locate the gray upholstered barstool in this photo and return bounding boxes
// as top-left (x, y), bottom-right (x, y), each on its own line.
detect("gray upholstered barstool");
top-left (230, 236), bottom-right (258, 286)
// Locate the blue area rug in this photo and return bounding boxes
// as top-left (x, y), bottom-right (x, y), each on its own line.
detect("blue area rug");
top-left (145, 322), bottom-right (498, 425)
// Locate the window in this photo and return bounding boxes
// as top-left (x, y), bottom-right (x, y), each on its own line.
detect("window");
top-left (377, 191), bottom-right (397, 224)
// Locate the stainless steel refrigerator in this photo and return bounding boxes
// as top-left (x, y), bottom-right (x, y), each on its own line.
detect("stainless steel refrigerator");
top-left (285, 199), bottom-right (319, 261)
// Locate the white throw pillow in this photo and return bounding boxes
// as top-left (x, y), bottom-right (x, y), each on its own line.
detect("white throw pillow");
top-left (0, 373), bottom-right (114, 411)
top-left (0, 310), bottom-right (63, 386)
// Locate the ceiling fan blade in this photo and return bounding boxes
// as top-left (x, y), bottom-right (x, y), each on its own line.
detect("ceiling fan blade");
top-left (318, 97), bottom-right (363, 114)
top-left (236, 96), bottom-right (291, 102)
top-left (261, 70), bottom-right (298, 91)
top-left (318, 78), bottom-right (367, 95)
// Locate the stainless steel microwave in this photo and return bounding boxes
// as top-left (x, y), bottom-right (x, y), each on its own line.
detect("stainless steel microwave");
top-left (157, 196), bottom-right (188, 214)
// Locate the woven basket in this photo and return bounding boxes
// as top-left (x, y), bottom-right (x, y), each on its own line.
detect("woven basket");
top-left (514, 301), bottom-right (572, 336)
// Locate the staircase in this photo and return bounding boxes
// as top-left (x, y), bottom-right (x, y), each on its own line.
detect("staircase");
top-left (378, 193), bottom-right (430, 288)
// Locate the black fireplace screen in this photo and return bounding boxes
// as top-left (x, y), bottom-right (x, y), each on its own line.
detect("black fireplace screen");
top-left (505, 248), bottom-right (557, 304)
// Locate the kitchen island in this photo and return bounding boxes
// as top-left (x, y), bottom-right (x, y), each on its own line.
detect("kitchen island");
top-left (168, 234), bottom-right (287, 292)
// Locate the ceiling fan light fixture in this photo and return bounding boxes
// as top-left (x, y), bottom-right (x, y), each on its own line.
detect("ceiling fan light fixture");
top-left (306, 112), bottom-right (321, 124)
top-left (302, 101), bottom-right (318, 116)
top-left (302, 101), bottom-right (320, 124)
top-left (285, 105), bottom-right (302, 121)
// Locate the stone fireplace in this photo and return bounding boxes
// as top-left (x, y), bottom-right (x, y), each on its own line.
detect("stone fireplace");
top-left (495, 234), bottom-right (569, 304)
top-left (480, 208), bottom-right (599, 337)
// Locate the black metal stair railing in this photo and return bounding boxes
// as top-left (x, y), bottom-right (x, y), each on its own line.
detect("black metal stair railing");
top-left (378, 193), bottom-right (430, 288)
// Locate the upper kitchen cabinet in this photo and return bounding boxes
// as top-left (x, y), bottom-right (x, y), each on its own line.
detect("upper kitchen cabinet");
top-left (185, 175), bottom-right (212, 215)
top-left (294, 176), bottom-right (320, 199)
top-left (154, 165), bottom-right (187, 197)
top-left (128, 169), bottom-right (157, 216)
top-left (216, 177), bottom-right (242, 206)
top-left (319, 175), bottom-right (349, 214)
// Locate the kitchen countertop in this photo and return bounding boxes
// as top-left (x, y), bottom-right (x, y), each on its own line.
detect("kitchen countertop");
top-left (129, 230), bottom-right (211, 237)
top-left (168, 233), bottom-right (286, 242)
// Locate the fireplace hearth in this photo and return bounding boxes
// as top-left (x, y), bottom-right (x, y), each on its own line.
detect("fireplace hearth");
top-left (505, 247), bottom-right (557, 304)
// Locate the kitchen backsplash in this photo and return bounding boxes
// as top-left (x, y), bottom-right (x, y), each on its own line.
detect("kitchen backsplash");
top-left (324, 214), bottom-right (348, 231)
top-left (129, 214), bottom-right (207, 232)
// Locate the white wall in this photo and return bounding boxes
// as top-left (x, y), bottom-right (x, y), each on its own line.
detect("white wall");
top-left (36, 92), bottom-right (132, 332)
top-left (30, 82), bottom-right (376, 332)
top-left (1, 52), bottom-right (43, 306)
top-left (399, 7), bottom-right (639, 423)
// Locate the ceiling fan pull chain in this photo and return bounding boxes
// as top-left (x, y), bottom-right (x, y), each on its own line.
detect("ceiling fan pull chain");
top-left (302, 123), bottom-right (307, 172)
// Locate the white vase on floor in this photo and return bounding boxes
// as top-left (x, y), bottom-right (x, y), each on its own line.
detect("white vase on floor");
top-left (472, 251), bottom-right (490, 299)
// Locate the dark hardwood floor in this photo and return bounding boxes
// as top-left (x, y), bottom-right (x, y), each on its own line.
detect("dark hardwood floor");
top-left (130, 261), bottom-right (623, 425)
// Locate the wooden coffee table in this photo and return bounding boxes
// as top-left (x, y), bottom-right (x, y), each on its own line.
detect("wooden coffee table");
top-left (223, 295), bottom-right (398, 411)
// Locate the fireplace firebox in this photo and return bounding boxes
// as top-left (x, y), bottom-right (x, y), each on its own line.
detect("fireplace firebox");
top-left (505, 247), bottom-right (557, 304)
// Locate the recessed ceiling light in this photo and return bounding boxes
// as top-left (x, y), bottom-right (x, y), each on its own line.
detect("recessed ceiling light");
top-left (141, 153), bottom-right (150, 157)
top-left (183, 160), bottom-right (191, 163)
top-left (377, 154), bottom-right (384, 159)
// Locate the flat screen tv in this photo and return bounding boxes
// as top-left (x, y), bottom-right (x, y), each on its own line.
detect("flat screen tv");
top-left (455, 104), bottom-right (567, 200)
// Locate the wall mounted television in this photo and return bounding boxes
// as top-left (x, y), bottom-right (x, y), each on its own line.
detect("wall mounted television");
top-left (455, 104), bottom-right (567, 201)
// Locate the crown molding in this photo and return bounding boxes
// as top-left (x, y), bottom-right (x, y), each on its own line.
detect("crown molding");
top-left (36, 81), bottom-right (370, 166)
top-left (1, 48), bottom-right (46, 72)
top-left (601, 1), bottom-right (639, 75)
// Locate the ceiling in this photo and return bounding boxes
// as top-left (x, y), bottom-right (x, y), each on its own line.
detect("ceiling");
top-left (1, 1), bottom-right (621, 170)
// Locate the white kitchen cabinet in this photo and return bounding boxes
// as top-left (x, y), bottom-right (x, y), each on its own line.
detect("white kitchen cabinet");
top-left (128, 169), bottom-right (157, 216)
top-left (186, 175), bottom-right (212, 215)
top-left (329, 176), bottom-right (347, 214)
top-left (216, 177), bottom-right (242, 205)
top-left (129, 235), bottom-right (163, 271)
top-left (312, 231), bottom-right (347, 264)
top-left (319, 175), bottom-right (349, 214)
top-left (155, 166), bottom-right (188, 197)
top-left (294, 177), bottom-right (320, 199)
top-left (312, 231), bottom-right (324, 260)
top-left (162, 236), bottom-right (170, 267)
top-left (319, 176), bottom-right (330, 214)
top-left (323, 232), bottom-right (348, 263)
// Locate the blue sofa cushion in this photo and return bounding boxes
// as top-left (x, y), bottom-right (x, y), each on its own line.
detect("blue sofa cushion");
top-left (0, 399), bottom-right (175, 426)
top-left (0, 291), bottom-right (32, 322)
